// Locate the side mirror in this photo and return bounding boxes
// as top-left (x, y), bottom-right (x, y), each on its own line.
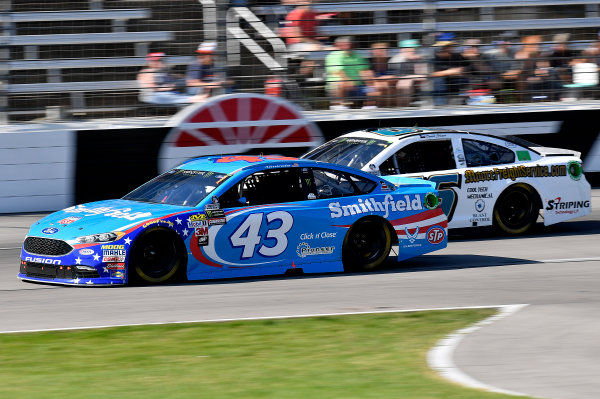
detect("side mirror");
top-left (238, 196), bottom-right (247, 205)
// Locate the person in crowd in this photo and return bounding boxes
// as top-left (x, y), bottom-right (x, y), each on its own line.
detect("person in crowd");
top-left (389, 39), bottom-right (428, 107)
top-left (429, 33), bottom-right (468, 105)
top-left (186, 42), bottom-right (232, 98)
top-left (368, 42), bottom-right (397, 107)
top-left (515, 35), bottom-right (562, 101)
top-left (547, 33), bottom-right (578, 84)
top-left (325, 36), bottom-right (381, 109)
top-left (460, 39), bottom-right (500, 103)
top-left (484, 37), bottom-right (523, 101)
top-left (137, 52), bottom-right (206, 105)
top-left (280, 0), bottom-right (335, 54)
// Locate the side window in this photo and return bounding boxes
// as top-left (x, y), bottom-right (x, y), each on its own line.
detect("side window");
top-left (380, 140), bottom-right (456, 175)
top-left (462, 139), bottom-right (515, 167)
top-left (219, 168), bottom-right (303, 207)
top-left (311, 168), bottom-right (376, 199)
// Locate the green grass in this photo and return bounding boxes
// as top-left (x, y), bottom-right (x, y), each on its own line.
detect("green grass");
top-left (0, 309), bottom-right (530, 399)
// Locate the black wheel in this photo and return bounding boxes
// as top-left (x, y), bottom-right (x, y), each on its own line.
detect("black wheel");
top-left (342, 218), bottom-right (392, 271)
top-left (129, 228), bottom-right (186, 284)
top-left (493, 185), bottom-right (539, 235)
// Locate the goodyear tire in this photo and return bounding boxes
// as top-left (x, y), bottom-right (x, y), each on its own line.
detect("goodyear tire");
top-left (129, 228), bottom-right (186, 284)
top-left (493, 185), bottom-right (539, 235)
top-left (342, 218), bottom-right (392, 271)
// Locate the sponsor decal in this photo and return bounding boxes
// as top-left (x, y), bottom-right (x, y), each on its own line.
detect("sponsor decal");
top-left (380, 181), bottom-right (392, 191)
top-left (208, 217), bottom-right (227, 226)
top-left (204, 203), bottom-right (219, 211)
top-left (423, 192), bottom-right (439, 210)
top-left (24, 256), bottom-right (61, 265)
top-left (470, 214), bottom-right (491, 223)
top-left (300, 232), bottom-right (337, 240)
top-left (329, 194), bottom-right (423, 219)
top-left (405, 227), bottom-right (419, 243)
top-left (307, 193), bottom-right (317, 200)
top-left (111, 270), bottom-right (125, 279)
top-left (464, 165), bottom-right (567, 184)
top-left (457, 154), bottom-right (466, 164)
top-left (206, 209), bottom-right (225, 218)
top-left (58, 216), bottom-right (82, 225)
top-left (197, 235), bottom-right (209, 246)
top-left (475, 199), bottom-right (486, 212)
top-left (195, 227), bottom-right (209, 236)
top-left (64, 205), bottom-right (152, 221)
top-left (107, 263), bottom-right (125, 270)
top-left (41, 227), bottom-right (59, 234)
top-left (546, 197), bottom-right (590, 214)
top-left (188, 214), bottom-right (208, 228)
top-left (466, 186), bottom-right (493, 199)
top-left (567, 161), bottom-right (583, 181)
top-left (143, 219), bottom-right (174, 228)
top-left (103, 255), bottom-right (126, 263)
top-left (79, 249), bottom-right (94, 256)
top-left (516, 150), bottom-right (531, 161)
top-left (101, 244), bottom-right (125, 250)
top-left (296, 242), bottom-right (334, 258)
top-left (427, 227), bottom-right (445, 244)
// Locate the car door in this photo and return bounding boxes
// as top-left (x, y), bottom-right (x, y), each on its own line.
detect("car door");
top-left (187, 167), bottom-right (330, 279)
top-left (377, 137), bottom-right (466, 227)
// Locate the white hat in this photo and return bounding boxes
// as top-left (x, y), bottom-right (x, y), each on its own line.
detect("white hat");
top-left (196, 42), bottom-right (217, 54)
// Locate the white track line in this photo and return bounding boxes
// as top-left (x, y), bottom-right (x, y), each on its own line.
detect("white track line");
top-left (3, 304), bottom-right (514, 334)
top-left (2, 304), bottom-right (533, 396)
top-left (428, 303), bottom-right (532, 397)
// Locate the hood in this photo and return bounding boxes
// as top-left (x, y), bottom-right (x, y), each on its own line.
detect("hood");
top-left (29, 199), bottom-right (194, 240)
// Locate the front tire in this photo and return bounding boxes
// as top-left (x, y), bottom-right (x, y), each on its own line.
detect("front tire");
top-left (493, 185), bottom-right (539, 235)
top-left (129, 228), bottom-right (186, 284)
top-left (342, 218), bottom-right (392, 271)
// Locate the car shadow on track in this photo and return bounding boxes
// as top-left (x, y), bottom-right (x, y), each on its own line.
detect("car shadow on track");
top-left (448, 219), bottom-right (600, 242)
top-left (164, 253), bottom-right (538, 289)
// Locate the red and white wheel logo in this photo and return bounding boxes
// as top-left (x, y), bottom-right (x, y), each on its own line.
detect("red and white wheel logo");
top-left (159, 93), bottom-right (324, 172)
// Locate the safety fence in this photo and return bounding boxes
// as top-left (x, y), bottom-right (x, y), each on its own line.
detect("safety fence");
top-left (1, 0), bottom-right (600, 122)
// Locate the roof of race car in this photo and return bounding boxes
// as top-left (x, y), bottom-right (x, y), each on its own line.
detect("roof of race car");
top-left (365, 127), bottom-right (461, 137)
top-left (175, 155), bottom-right (361, 175)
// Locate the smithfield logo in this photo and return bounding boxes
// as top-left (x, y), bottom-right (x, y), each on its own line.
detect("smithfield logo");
top-left (42, 227), bottom-right (59, 234)
top-left (296, 242), bottom-right (334, 258)
top-left (329, 194), bottom-right (422, 219)
top-left (427, 227), bottom-right (446, 245)
top-left (79, 249), bottom-right (94, 256)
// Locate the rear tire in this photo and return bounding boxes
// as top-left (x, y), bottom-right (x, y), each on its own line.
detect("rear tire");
top-left (129, 228), bottom-right (186, 285)
top-left (342, 218), bottom-right (392, 271)
top-left (493, 185), bottom-right (539, 235)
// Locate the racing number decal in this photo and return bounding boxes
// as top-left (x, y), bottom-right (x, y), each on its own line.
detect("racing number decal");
top-left (230, 211), bottom-right (293, 258)
top-left (427, 174), bottom-right (461, 222)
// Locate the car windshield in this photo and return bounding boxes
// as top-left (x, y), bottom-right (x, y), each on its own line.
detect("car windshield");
top-left (303, 137), bottom-right (391, 169)
top-left (123, 169), bottom-right (229, 207)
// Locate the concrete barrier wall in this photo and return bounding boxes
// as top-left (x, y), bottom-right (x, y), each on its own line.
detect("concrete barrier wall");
top-left (1, 108), bottom-right (599, 214)
top-left (0, 129), bottom-right (75, 213)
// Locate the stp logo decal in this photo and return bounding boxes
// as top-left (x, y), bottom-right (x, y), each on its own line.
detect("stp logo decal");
top-left (42, 227), bottom-right (59, 234)
top-left (427, 227), bottom-right (445, 245)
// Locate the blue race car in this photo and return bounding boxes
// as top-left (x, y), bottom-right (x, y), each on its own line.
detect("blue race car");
top-left (19, 155), bottom-right (447, 286)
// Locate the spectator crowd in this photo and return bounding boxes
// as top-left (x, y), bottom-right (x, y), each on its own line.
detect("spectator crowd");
top-left (138, 0), bottom-right (600, 110)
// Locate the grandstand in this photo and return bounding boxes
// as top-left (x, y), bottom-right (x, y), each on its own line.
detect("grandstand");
top-left (2, 0), bottom-right (600, 122)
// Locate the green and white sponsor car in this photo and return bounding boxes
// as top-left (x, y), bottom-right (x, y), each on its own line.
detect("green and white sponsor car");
top-left (303, 127), bottom-right (591, 235)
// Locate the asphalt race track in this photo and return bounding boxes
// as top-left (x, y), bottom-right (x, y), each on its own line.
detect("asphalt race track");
top-left (1, 190), bottom-right (599, 399)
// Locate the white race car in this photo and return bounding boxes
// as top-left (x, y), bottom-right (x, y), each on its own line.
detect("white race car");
top-left (303, 127), bottom-right (591, 234)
